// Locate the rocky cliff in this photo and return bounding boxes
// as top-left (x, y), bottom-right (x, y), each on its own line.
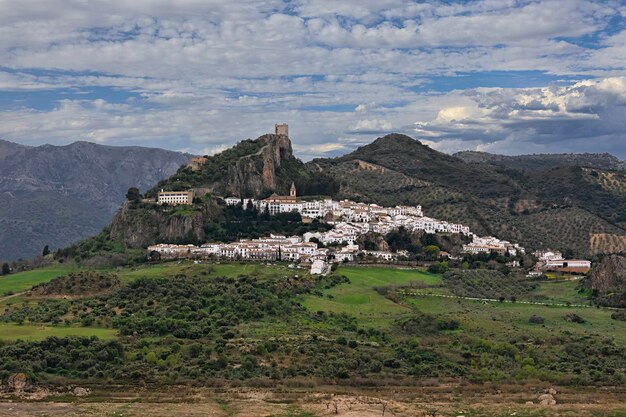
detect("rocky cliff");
top-left (583, 255), bottom-right (626, 307)
top-left (225, 134), bottom-right (295, 197)
top-left (109, 200), bottom-right (222, 249)
top-left (150, 133), bottom-right (309, 200)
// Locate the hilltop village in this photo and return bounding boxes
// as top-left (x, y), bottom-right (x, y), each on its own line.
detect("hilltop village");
top-left (148, 124), bottom-right (590, 275)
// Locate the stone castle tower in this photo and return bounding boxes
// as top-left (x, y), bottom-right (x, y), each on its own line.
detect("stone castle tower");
top-left (275, 123), bottom-right (289, 137)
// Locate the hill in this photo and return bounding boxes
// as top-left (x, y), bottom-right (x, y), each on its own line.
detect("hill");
top-left (12, 132), bottom-right (625, 260)
top-left (454, 150), bottom-right (626, 171)
top-left (308, 134), bottom-right (626, 255)
top-left (0, 140), bottom-right (190, 261)
top-left (98, 134), bottom-right (338, 251)
top-left (148, 134), bottom-right (338, 199)
top-left (1, 262), bottom-right (625, 404)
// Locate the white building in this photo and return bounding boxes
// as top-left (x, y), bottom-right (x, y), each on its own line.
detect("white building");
top-left (534, 250), bottom-right (563, 261)
top-left (310, 259), bottom-right (328, 275)
top-left (158, 190), bottom-right (194, 205)
top-left (545, 259), bottom-right (591, 270)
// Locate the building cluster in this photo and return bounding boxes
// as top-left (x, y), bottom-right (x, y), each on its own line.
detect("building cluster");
top-left (225, 189), bottom-right (427, 222)
top-left (147, 232), bottom-right (415, 275)
top-left (533, 249), bottom-right (591, 274)
top-left (463, 236), bottom-right (526, 257)
top-left (152, 179), bottom-right (535, 273)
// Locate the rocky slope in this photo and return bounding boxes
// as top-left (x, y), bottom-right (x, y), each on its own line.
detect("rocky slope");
top-left (454, 150), bottom-right (626, 171)
top-left (109, 200), bottom-right (222, 248)
top-left (0, 140), bottom-right (190, 261)
top-left (149, 133), bottom-right (338, 199)
top-left (583, 255), bottom-right (626, 307)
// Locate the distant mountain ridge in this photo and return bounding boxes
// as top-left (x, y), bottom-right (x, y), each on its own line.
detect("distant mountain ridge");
top-left (454, 150), bottom-right (626, 172)
top-left (0, 140), bottom-right (191, 261)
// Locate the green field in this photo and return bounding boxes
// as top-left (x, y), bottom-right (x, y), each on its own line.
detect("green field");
top-left (116, 261), bottom-right (309, 283)
top-left (0, 262), bottom-right (624, 388)
top-left (298, 265), bottom-right (626, 343)
top-left (0, 266), bottom-right (76, 295)
top-left (0, 323), bottom-right (117, 341)
top-left (533, 279), bottom-right (590, 304)
top-left (403, 294), bottom-right (626, 344)
top-left (0, 262), bottom-right (308, 295)
top-left (301, 266), bottom-right (441, 326)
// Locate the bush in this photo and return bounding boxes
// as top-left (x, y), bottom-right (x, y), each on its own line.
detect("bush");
top-left (610, 311), bottom-right (626, 321)
top-left (528, 315), bottom-right (545, 324)
top-left (564, 312), bottom-right (586, 323)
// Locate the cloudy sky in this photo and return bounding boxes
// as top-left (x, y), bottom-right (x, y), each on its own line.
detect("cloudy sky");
top-left (0, 0), bottom-right (625, 160)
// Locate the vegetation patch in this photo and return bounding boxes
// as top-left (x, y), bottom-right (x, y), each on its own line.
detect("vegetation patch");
top-left (442, 269), bottom-right (538, 300)
top-left (0, 266), bottom-right (76, 296)
top-left (29, 272), bottom-right (120, 297)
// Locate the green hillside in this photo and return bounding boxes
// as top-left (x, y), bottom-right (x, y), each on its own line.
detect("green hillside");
top-left (309, 134), bottom-right (626, 256)
top-left (1, 262), bottom-right (624, 387)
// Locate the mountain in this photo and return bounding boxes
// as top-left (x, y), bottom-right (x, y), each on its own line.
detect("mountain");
top-left (308, 134), bottom-right (626, 256)
top-left (146, 133), bottom-right (339, 199)
top-left (49, 132), bottom-right (626, 260)
top-left (109, 133), bottom-right (338, 249)
top-left (0, 140), bottom-right (191, 261)
top-left (454, 150), bottom-right (626, 172)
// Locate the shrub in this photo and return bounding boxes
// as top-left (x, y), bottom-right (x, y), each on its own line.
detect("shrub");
top-left (610, 311), bottom-right (626, 321)
top-left (564, 312), bottom-right (586, 323)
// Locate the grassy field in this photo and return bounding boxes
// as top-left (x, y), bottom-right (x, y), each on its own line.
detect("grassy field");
top-left (0, 261), bottom-right (309, 295)
top-left (0, 323), bottom-right (117, 341)
top-left (0, 266), bottom-right (76, 295)
top-left (116, 261), bottom-right (309, 283)
top-left (402, 294), bottom-right (626, 342)
top-left (532, 279), bottom-right (590, 304)
top-left (301, 266), bottom-right (440, 326)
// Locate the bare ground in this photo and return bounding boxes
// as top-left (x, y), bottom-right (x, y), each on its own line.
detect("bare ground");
top-left (1, 384), bottom-right (625, 417)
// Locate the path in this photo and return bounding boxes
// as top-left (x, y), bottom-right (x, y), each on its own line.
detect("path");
top-left (0, 291), bottom-right (26, 304)
top-left (398, 290), bottom-right (625, 310)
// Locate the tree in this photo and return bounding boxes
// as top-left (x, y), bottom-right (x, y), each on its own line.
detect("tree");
top-left (1, 263), bottom-right (10, 276)
top-left (126, 187), bottom-right (141, 202)
top-left (42, 245), bottom-right (50, 257)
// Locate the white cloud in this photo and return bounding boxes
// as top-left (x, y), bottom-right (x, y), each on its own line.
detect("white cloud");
top-left (413, 77), bottom-right (626, 157)
top-left (352, 119), bottom-right (392, 132)
top-left (0, 0), bottom-right (624, 159)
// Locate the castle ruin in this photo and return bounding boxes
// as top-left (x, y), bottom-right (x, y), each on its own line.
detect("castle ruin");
top-left (275, 123), bottom-right (289, 137)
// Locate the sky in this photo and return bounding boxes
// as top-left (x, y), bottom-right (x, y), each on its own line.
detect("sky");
top-left (0, 0), bottom-right (625, 160)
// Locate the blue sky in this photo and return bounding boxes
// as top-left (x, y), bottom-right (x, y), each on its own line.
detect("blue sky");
top-left (0, 0), bottom-right (625, 159)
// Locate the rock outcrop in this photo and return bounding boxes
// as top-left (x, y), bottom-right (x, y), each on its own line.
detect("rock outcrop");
top-left (583, 255), bottom-right (626, 307)
top-left (6, 373), bottom-right (29, 394)
top-left (109, 200), bottom-right (221, 249)
top-left (225, 134), bottom-right (296, 197)
top-left (538, 388), bottom-right (558, 406)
